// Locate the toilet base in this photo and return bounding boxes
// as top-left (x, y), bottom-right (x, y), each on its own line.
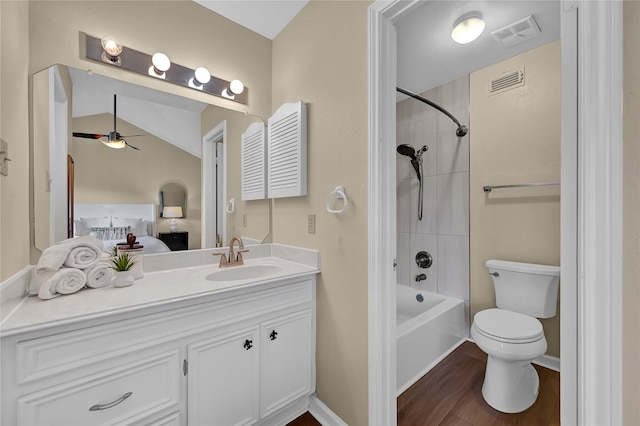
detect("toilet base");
top-left (481, 355), bottom-right (540, 413)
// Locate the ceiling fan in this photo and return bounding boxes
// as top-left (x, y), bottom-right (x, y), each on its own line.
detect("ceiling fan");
top-left (72, 94), bottom-right (143, 150)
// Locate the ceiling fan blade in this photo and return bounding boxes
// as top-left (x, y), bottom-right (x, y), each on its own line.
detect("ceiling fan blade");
top-left (119, 134), bottom-right (145, 138)
top-left (73, 132), bottom-right (105, 139)
top-left (125, 141), bottom-right (141, 150)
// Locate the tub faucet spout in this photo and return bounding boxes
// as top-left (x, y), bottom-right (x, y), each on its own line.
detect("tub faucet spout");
top-left (415, 273), bottom-right (427, 282)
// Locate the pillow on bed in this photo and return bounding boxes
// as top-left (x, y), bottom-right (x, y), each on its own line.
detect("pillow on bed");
top-left (90, 226), bottom-right (131, 241)
top-left (112, 217), bottom-right (148, 237)
top-left (74, 217), bottom-right (111, 236)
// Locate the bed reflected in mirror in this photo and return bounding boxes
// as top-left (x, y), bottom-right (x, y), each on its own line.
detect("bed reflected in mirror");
top-left (32, 64), bottom-right (270, 255)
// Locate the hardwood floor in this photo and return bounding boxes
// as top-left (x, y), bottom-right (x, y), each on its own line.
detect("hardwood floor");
top-left (289, 341), bottom-right (559, 426)
top-left (397, 341), bottom-right (560, 426)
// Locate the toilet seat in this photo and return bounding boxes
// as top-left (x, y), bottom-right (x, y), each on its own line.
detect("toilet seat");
top-left (473, 308), bottom-right (543, 344)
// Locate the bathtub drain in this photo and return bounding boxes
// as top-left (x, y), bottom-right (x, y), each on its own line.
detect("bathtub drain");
top-left (416, 294), bottom-right (424, 303)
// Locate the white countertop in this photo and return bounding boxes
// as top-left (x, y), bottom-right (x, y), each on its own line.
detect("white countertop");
top-left (0, 244), bottom-right (320, 336)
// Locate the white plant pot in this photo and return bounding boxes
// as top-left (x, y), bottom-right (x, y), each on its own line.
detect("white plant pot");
top-left (113, 270), bottom-right (135, 288)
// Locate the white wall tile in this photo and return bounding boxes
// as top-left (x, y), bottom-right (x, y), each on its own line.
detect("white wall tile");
top-left (411, 233), bottom-right (437, 292)
top-left (397, 98), bottom-right (411, 127)
top-left (396, 124), bottom-right (412, 180)
top-left (411, 117), bottom-right (437, 177)
top-left (437, 172), bottom-right (469, 236)
top-left (397, 179), bottom-right (411, 233)
top-left (410, 176), bottom-right (437, 234)
top-left (437, 235), bottom-right (470, 300)
top-left (436, 75), bottom-right (469, 111)
top-left (411, 87), bottom-right (437, 122)
top-left (397, 232), bottom-right (411, 286)
top-left (437, 107), bottom-right (469, 174)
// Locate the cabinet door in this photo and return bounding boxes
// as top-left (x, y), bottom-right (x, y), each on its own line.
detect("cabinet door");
top-left (187, 326), bottom-right (260, 426)
top-left (260, 310), bottom-right (312, 417)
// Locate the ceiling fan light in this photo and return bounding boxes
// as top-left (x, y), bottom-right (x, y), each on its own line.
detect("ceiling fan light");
top-left (102, 139), bottom-right (126, 149)
top-left (451, 12), bottom-right (485, 44)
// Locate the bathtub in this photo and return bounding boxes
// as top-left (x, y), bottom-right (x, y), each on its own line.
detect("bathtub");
top-left (396, 284), bottom-right (466, 395)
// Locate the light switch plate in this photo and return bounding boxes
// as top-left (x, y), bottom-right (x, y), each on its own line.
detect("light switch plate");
top-left (307, 214), bottom-right (316, 234)
top-left (0, 139), bottom-right (8, 176)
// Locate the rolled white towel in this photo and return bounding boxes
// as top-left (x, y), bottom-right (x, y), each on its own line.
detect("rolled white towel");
top-left (37, 268), bottom-right (87, 300)
top-left (57, 236), bottom-right (104, 270)
top-left (36, 245), bottom-right (71, 273)
top-left (85, 263), bottom-right (114, 289)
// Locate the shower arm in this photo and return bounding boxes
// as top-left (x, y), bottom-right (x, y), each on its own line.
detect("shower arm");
top-left (396, 87), bottom-right (468, 137)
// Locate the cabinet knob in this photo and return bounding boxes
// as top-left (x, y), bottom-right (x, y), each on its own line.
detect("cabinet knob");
top-left (269, 330), bottom-right (278, 341)
top-left (243, 339), bottom-right (253, 350)
top-left (88, 391), bottom-right (133, 411)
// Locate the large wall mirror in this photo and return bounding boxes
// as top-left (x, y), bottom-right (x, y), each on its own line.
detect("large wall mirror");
top-left (32, 64), bottom-right (270, 254)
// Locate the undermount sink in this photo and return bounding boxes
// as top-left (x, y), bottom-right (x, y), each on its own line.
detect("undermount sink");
top-left (204, 264), bottom-right (283, 282)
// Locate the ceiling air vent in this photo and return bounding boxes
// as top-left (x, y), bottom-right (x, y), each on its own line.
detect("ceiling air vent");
top-left (491, 15), bottom-right (541, 48)
top-left (488, 68), bottom-right (525, 96)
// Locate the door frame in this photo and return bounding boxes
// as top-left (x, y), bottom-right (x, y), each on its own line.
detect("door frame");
top-left (202, 121), bottom-right (227, 248)
top-left (367, 1), bottom-right (623, 425)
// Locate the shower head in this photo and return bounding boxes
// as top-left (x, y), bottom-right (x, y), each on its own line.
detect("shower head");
top-left (396, 144), bottom-right (416, 159)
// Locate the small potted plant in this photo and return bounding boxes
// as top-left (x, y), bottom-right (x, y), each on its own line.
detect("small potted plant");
top-left (110, 251), bottom-right (137, 288)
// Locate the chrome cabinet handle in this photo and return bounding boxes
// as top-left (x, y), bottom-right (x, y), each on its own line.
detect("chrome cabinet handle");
top-left (89, 391), bottom-right (132, 411)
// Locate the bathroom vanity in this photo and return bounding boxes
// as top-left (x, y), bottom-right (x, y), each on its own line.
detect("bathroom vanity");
top-left (0, 244), bottom-right (319, 426)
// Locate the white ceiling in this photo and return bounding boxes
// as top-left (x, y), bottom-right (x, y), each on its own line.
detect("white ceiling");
top-left (193, 0), bottom-right (309, 40)
top-left (395, 1), bottom-right (561, 95)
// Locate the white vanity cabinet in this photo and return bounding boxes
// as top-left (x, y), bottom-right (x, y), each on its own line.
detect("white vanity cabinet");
top-left (1, 276), bottom-right (316, 426)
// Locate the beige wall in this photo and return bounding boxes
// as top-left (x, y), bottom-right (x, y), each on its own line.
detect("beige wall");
top-left (623, 1), bottom-right (640, 423)
top-left (470, 41), bottom-right (561, 357)
top-left (1, 1), bottom-right (30, 280)
top-left (271, 1), bottom-right (370, 424)
top-left (72, 114), bottom-right (202, 249)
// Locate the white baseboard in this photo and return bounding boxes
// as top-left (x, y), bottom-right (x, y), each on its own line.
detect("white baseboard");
top-left (309, 394), bottom-right (347, 426)
top-left (533, 354), bottom-right (560, 372)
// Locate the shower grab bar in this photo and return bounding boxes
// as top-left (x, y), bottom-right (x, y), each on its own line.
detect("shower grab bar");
top-left (482, 181), bottom-right (560, 193)
top-left (396, 87), bottom-right (468, 137)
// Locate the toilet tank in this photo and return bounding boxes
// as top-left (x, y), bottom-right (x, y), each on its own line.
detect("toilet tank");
top-left (486, 259), bottom-right (560, 318)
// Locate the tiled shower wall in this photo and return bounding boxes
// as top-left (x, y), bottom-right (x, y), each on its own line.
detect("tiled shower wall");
top-left (396, 76), bottom-right (470, 312)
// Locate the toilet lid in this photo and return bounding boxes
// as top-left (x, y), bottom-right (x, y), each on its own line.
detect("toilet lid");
top-left (473, 308), bottom-right (544, 343)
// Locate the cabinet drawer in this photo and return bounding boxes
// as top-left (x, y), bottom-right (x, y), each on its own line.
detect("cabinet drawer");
top-left (17, 350), bottom-right (181, 426)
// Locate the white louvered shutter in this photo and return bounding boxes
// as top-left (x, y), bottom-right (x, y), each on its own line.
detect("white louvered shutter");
top-left (241, 122), bottom-right (267, 200)
top-left (267, 101), bottom-right (307, 198)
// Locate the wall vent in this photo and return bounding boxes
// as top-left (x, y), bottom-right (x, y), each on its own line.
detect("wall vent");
top-left (488, 68), bottom-right (525, 96)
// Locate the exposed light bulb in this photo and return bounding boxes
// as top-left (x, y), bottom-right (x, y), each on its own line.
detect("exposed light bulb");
top-left (229, 79), bottom-right (244, 95)
top-left (101, 36), bottom-right (123, 65)
top-left (451, 12), bottom-right (485, 44)
top-left (149, 52), bottom-right (171, 78)
top-left (194, 67), bottom-right (211, 85)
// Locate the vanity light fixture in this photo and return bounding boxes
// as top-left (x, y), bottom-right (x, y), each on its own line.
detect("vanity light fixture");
top-left (100, 36), bottom-right (123, 65)
top-left (189, 66), bottom-right (211, 89)
top-left (84, 33), bottom-right (249, 104)
top-left (451, 11), bottom-right (485, 44)
top-left (149, 52), bottom-right (171, 79)
top-left (222, 79), bottom-right (245, 99)
top-left (163, 206), bottom-right (183, 233)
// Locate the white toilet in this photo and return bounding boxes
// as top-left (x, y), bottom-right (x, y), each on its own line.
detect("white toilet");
top-left (471, 259), bottom-right (560, 413)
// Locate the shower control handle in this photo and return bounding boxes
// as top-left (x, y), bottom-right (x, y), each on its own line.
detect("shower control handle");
top-left (415, 251), bottom-right (433, 269)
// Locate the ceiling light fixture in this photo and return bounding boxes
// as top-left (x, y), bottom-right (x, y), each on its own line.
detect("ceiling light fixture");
top-left (149, 52), bottom-right (171, 78)
top-left (101, 136), bottom-right (126, 149)
top-left (451, 12), bottom-right (485, 44)
top-left (100, 36), bottom-right (123, 65)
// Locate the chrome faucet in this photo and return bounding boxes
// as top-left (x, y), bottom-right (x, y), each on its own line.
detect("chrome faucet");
top-left (213, 236), bottom-right (249, 268)
top-left (415, 273), bottom-right (427, 282)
